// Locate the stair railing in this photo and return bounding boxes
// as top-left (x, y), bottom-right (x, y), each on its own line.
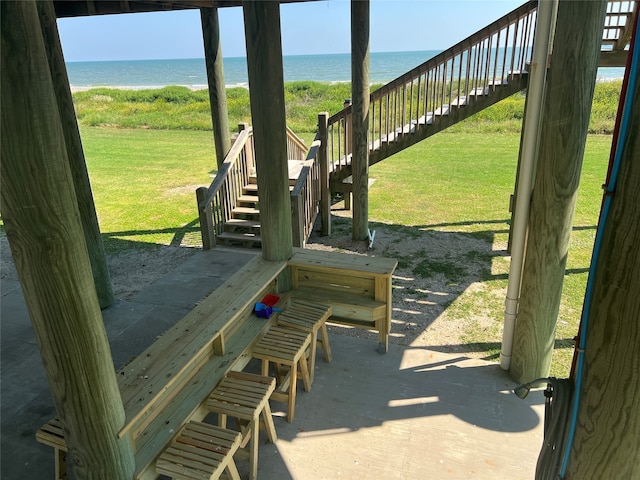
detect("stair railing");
top-left (326, 0), bottom-right (538, 177)
top-left (197, 125), bottom-right (254, 249)
top-left (291, 133), bottom-right (322, 247)
top-left (197, 124), bottom-right (319, 249)
top-left (286, 125), bottom-right (309, 161)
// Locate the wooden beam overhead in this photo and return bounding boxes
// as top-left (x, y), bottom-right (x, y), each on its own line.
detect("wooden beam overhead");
top-left (53, 0), bottom-right (322, 18)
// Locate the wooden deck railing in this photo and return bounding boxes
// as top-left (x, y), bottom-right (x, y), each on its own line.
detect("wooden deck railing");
top-left (197, 124), bottom-right (319, 249)
top-left (286, 125), bottom-right (309, 160)
top-left (291, 133), bottom-right (322, 247)
top-left (326, 0), bottom-right (538, 177)
top-left (197, 125), bottom-right (255, 249)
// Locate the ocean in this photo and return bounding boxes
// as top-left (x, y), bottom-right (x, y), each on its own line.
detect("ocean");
top-left (65, 51), bottom-right (625, 90)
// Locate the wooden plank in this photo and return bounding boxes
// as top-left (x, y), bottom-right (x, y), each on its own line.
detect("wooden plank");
top-left (289, 247), bottom-right (397, 276)
top-left (294, 268), bottom-right (375, 295)
top-left (291, 288), bottom-right (385, 322)
top-left (37, 0), bottom-right (114, 309)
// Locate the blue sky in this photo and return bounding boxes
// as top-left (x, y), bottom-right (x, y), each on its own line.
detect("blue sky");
top-left (58, 1), bottom-right (524, 62)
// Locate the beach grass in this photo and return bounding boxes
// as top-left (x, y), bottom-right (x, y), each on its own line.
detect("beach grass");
top-left (72, 80), bottom-right (621, 134)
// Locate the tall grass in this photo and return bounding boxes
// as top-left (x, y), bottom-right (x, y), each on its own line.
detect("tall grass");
top-left (72, 80), bottom-right (622, 134)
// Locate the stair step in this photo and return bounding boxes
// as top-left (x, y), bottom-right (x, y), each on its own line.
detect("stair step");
top-left (217, 231), bottom-right (262, 246)
top-left (238, 195), bottom-right (259, 205)
top-left (249, 160), bottom-right (306, 186)
top-left (232, 206), bottom-right (260, 216)
top-left (244, 183), bottom-right (294, 193)
top-left (225, 218), bottom-right (261, 229)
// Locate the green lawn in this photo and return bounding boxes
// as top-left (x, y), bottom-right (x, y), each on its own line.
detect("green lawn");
top-left (366, 133), bottom-right (611, 376)
top-left (81, 127), bottom-right (217, 249)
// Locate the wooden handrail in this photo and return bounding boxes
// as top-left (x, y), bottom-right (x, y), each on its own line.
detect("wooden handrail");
top-left (291, 159), bottom-right (315, 197)
top-left (325, 0), bottom-right (539, 179)
top-left (198, 127), bottom-right (251, 211)
top-left (198, 124), bottom-right (319, 249)
top-left (286, 125), bottom-right (308, 159)
top-left (371, 1), bottom-right (537, 99)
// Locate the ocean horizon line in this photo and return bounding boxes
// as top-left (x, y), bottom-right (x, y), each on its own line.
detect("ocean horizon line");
top-left (65, 50), bottom-right (436, 64)
top-left (66, 52), bottom-right (625, 90)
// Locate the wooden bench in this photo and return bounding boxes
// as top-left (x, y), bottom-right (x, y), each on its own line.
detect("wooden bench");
top-left (287, 248), bottom-right (397, 353)
top-left (36, 255), bottom-right (288, 480)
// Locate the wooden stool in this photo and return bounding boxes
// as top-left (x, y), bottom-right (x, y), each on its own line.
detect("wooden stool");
top-left (36, 418), bottom-right (68, 480)
top-left (206, 371), bottom-right (278, 480)
top-left (156, 421), bottom-right (242, 480)
top-left (252, 325), bottom-right (311, 422)
top-left (277, 300), bottom-right (332, 384)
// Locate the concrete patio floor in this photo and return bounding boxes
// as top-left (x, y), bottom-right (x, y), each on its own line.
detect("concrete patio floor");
top-left (1, 247), bottom-right (545, 479)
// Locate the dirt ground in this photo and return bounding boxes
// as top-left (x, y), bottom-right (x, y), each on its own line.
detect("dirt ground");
top-left (1, 211), bottom-right (508, 359)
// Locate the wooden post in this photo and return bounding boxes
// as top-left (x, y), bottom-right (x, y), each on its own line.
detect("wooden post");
top-left (351, 0), bottom-right (370, 241)
top-left (318, 112), bottom-right (331, 236)
top-left (344, 98), bottom-right (353, 156)
top-left (243, 1), bottom-right (293, 262)
top-left (196, 186), bottom-right (215, 250)
top-left (510, 0), bottom-right (607, 383)
top-left (36, 0), bottom-right (114, 309)
top-left (565, 67), bottom-right (640, 479)
top-left (1, 2), bottom-right (135, 478)
top-left (201, 7), bottom-right (231, 169)
top-left (291, 194), bottom-right (304, 248)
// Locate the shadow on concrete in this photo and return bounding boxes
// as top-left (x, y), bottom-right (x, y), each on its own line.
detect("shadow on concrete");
top-left (2, 211), bottom-right (585, 478)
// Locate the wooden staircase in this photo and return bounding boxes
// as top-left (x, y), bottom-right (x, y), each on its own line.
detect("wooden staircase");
top-left (216, 178), bottom-right (262, 247)
top-left (326, 1), bottom-right (539, 188)
top-left (325, 0), bottom-right (637, 190)
top-left (216, 172), bottom-right (299, 248)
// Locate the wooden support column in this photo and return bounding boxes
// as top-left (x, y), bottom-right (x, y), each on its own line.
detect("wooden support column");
top-left (201, 7), bottom-right (231, 168)
top-left (1, 2), bottom-right (135, 478)
top-left (243, 1), bottom-right (292, 262)
top-left (37, 0), bottom-right (114, 309)
top-left (351, 0), bottom-right (370, 241)
top-left (318, 112), bottom-right (331, 236)
top-left (510, 0), bottom-right (607, 383)
top-left (565, 66), bottom-right (640, 479)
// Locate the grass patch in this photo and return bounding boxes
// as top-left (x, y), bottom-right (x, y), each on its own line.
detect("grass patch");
top-left (81, 127), bottom-right (216, 247)
top-left (414, 258), bottom-right (467, 282)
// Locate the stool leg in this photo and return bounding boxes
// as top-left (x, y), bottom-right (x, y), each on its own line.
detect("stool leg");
top-left (261, 358), bottom-right (269, 378)
top-left (299, 353), bottom-right (311, 393)
top-left (55, 448), bottom-right (67, 480)
top-left (225, 459), bottom-right (242, 480)
top-left (248, 416), bottom-right (259, 480)
top-left (217, 412), bottom-right (228, 429)
top-left (320, 323), bottom-right (332, 362)
top-left (261, 402), bottom-right (278, 443)
top-left (287, 361), bottom-right (297, 422)
top-left (308, 330), bottom-right (318, 384)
